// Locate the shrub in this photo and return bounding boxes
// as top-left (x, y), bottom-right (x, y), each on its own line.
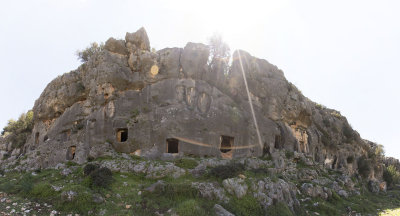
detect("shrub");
top-left (66, 161), bottom-right (78, 167)
top-left (155, 183), bottom-right (199, 199)
top-left (285, 151), bottom-right (294, 159)
top-left (1, 111), bottom-right (34, 149)
top-left (175, 199), bottom-right (207, 216)
top-left (0, 182), bottom-right (18, 194)
top-left (83, 164), bottom-right (99, 176)
top-left (57, 185), bottom-right (95, 214)
top-left (329, 191), bottom-right (341, 201)
top-left (19, 173), bottom-right (34, 194)
top-left (209, 162), bottom-right (245, 179)
top-left (76, 42), bottom-right (104, 62)
top-left (175, 158), bottom-right (198, 169)
top-left (383, 165), bottom-right (400, 187)
top-left (265, 202), bottom-right (293, 216)
top-left (30, 183), bottom-right (58, 200)
top-left (250, 167), bottom-right (269, 175)
top-left (89, 167), bottom-right (113, 188)
top-left (225, 195), bottom-right (264, 216)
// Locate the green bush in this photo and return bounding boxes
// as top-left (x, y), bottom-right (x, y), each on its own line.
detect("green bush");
top-left (175, 199), bottom-right (207, 216)
top-left (329, 191), bottom-right (341, 201)
top-left (76, 42), bottom-right (104, 62)
top-left (175, 158), bottom-right (198, 169)
top-left (209, 162), bottom-right (245, 179)
top-left (30, 182), bottom-right (58, 200)
top-left (0, 182), bottom-right (18, 194)
top-left (383, 165), bottom-right (400, 186)
top-left (19, 173), bottom-right (34, 194)
top-left (155, 183), bottom-right (199, 199)
top-left (57, 185), bottom-right (95, 214)
top-left (83, 164), bottom-right (99, 176)
top-left (1, 110), bottom-right (34, 149)
top-left (89, 167), bottom-right (113, 188)
top-left (285, 151), bottom-right (294, 159)
top-left (265, 202), bottom-right (293, 216)
top-left (225, 195), bottom-right (264, 216)
top-left (250, 167), bottom-right (269, 175)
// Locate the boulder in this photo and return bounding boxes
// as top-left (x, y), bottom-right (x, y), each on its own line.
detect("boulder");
top-left (222, 177), bottom-right (248, 198)
top-left (60, 168), bottom-right (72, 176)
top-left (191, 182), bottom-right (229, 203)
top-left (125, 27), bottom-right (150, 51)
top-left (301, 183), bottom-right (328, 200)
top-left (368, 180), bottom-right (380, 193)
top-left (104, 38), bottom-right (129, 55)
top-left (252, 178), bottom-right (299, 211)
top-left (180, 42), bottom-right (209, 80)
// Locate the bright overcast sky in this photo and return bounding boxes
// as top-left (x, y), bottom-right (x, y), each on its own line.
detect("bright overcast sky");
top-left (0, 0), bottom-right (399, 158)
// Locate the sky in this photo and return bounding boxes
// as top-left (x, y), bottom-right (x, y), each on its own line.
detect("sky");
top-left (0, 0), bottom-right (399, 158)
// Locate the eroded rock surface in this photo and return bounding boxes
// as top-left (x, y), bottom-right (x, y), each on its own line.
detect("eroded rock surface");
top-left (0, 27), bottom-right (383, 188)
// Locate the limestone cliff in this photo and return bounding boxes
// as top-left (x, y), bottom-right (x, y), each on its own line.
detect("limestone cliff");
top-left (0, 28), bottom-right (382, 180)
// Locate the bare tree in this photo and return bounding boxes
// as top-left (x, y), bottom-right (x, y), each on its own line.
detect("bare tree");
top-left (208, 33), bottom-right (231, 75)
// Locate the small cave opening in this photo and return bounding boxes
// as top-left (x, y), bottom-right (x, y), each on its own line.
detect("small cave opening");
top-left (220, 135), bottom-right (234, 153)
top-left (166, 138), bottom-right (179, 153)
top-left (35, 132), bottom-right (39, 145)
top-left (116, 128), bottom-right (128, 142)
top-left (66, 146), bottom-right (76, 160)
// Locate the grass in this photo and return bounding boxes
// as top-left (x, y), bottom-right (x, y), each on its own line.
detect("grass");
top-left (266, 202), bottom-right (294, 216)
top-left (175, 158), bottom-right (198, 169)
top-left (1, 157), bottom-right (400, 215)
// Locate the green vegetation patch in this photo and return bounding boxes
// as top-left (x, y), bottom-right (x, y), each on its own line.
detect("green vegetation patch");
top-left (175, 158), bottom-right (198, 169)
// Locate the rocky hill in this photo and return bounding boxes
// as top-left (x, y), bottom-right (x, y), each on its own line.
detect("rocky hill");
top-left (0, 27), bottom-right (398, 216)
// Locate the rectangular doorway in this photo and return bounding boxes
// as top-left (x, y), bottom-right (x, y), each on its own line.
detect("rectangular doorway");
top-left (166, 138), bottom-right (179, 153)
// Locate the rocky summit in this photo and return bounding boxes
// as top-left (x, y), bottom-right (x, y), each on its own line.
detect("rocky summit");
top-left (0, 27), bottom-right (399, 216)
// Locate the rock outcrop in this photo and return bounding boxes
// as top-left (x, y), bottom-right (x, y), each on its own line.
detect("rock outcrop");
top-left (0, 27), bottom-right (383, 183)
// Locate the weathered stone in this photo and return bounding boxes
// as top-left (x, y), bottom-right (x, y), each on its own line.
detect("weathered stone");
top-left (125, 27), bottom-right (150, 51)
top-left (251, 178), bottom-right (299, 211)
top-left (222, 177), bottom-right (248, 198)
top-left (338, 189), bottom-right (349, 198)
top-left (191, 182), bottom-right (229, 203)
top-left (180, 42), bottom-right (209, 80)
top-left (60, 168), bottom-right (72, 176)
top-left (104, 38), bottom-right (129, 55)
top-left (0, 26), bottom-right (382, 186)
top-left (368, 180), bottom-right (380, 193)
top-left (301, 183), bottom-right (328, 200)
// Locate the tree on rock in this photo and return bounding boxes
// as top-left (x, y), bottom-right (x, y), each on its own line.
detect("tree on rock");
top-left (76, 42), bottom-right (104, 62)
top-left (208, 33), bottom-right (231, 75)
